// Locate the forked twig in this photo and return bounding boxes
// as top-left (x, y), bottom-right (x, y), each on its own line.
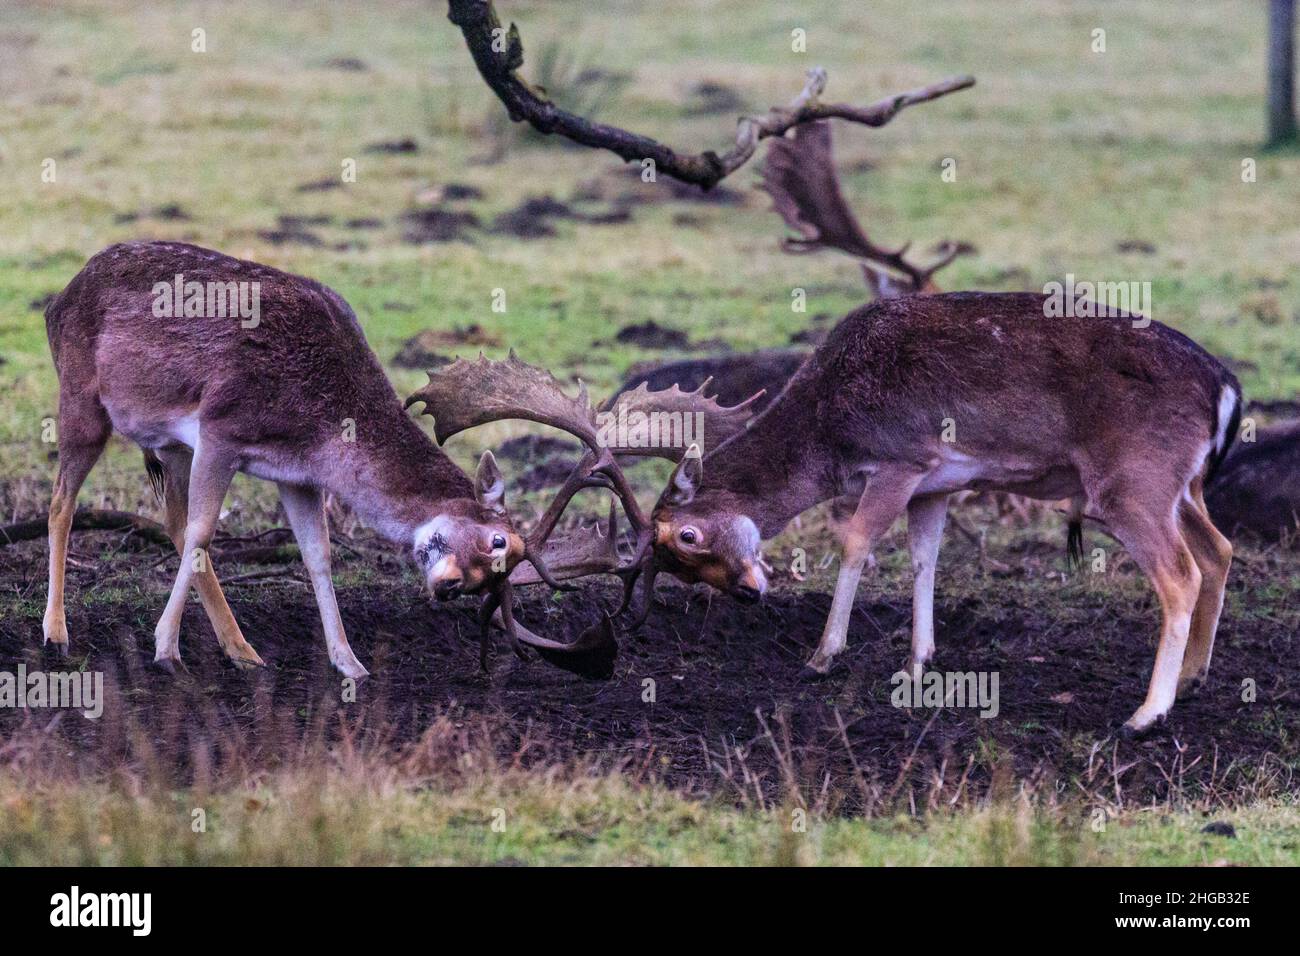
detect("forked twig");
top-left (447, 0), bottom-right (974, 190)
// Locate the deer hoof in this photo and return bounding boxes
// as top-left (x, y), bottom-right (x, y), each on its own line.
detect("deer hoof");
top-left (230, 653), bottom-right (266, 671)
top-left (1119, 712), bottom-right (1167, 741)
top-left (331, 653), bottom-right (369, 681)
top-left (798, 661), bottom-right (845, 682)
top-left (150, 655), bottom-right (184, 676)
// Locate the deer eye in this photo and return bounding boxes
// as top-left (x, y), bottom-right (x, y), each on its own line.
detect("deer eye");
top-left (679, 527), bottom-right (699, 545)
top-left (491, 533), bottom-right (507, 550)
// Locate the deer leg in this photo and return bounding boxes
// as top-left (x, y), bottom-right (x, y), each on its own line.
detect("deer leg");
top-left (43, 405), bottom-right (110, 654)
top-left (277, 482), bottom-right (368, 680)
top-left (155, 448), bottom-right (264, 669)
top-left (153, 442), bottom-right (236, 669)
top-left (803, 467), bottom-right (926, 676)
top-left (906, 494), bottom-right (948, 682)
top-left (1101, 497), bottom-right (1201, 735)
top-left (1175, 478), bottom-right (1232, 697)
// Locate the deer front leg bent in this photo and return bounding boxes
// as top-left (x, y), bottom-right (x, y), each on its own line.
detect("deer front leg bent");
top-left (803, 540), bottom-right (872, 676)
top-left (278, 482), bottom-right (368, 680)
top-left (153, 444), bottom-right (235, 670)
top-left (802, 467), bottom-right (928, 677)
top-left (156, 449), bottom-right (265, 669)
top-left (905, 494), bottom-right (948, 682)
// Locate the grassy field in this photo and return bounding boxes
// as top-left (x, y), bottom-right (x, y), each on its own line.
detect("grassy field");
top-left (3, 712), bottom-right (1296, 866)
top-left (7, 765), bottom-right (1298, 867)
top-left (1, 0), bottom-right (1298, 864)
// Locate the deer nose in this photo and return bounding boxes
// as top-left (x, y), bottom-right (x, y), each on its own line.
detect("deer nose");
top-left (433, 577), bottom-right (463, 601)
top-left (732, 584), bottom-right (762, 604)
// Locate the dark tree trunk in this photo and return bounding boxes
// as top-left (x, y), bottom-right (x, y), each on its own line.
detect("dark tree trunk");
top-left (1268, 0), bottom-right (1297, 144)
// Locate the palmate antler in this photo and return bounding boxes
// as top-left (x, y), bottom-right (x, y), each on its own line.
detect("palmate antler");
top-left (761, 120), bottom-right (966, 295)
top-left (405, 351), bottom-right (764, 646)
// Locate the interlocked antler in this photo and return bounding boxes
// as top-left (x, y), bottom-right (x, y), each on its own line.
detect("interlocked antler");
top-left (446, 0), bottom-right (974, 191)
top-left (406, 352), bottom-right (763, 630)
top-left (597, 379), bottom-right (763, 460)
top-left (405, 350), bottom-right (649, 548)
top-left (405, 351), bottom-right (600, 449)
top-left (508, 502), bottom-right (621, 586)
top-left (761, 120), bottom-right (965, 295)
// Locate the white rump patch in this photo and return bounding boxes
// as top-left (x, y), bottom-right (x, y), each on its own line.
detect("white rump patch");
top-left (1213, 384), bottom-right (1238, 458)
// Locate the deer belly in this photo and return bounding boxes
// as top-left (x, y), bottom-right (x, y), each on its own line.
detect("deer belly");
top-left (916, 451), bottom-right (1082, 500)
top-left (104, 403), bottom-right (202, 452)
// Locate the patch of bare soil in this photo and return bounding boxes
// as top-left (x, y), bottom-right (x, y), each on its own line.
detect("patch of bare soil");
top-left (391, 325), bottom-right (503, 369)
top-left (1248, 398), bottom-right (1300, 420)
top-left (296, 178), bottom-right (341, 193)
top-left (684, 80), bottom-right (747, 116)
top-left (1115, 239), bottom-right (1157, 255)
top-left (489, 194), bottom-right (631, 239)
top-left (112, 203), bottom-right (192, 225)
top-left (364, 138), bottom-right (418, 154)
top-left (613, 320), bottom-right (691, 350)
top-left (399, 207), bottom-right (481, 244)
top-left (0, 535), bottom-right (1293, 811)
top-left (495, 434), bottom-right (583, 492)
top-left (574, 166), bottom-right (746, 207)
top-left (324, 57), bottom-right (368, 72)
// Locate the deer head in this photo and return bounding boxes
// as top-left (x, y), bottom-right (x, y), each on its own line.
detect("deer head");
top-left (648, 445), bottom-right (767, 603)
top-left (411, 449), bottom-right (526, 601)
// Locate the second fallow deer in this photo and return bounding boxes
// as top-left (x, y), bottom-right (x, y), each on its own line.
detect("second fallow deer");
top-left (646, 292), bottom-right (1240, 735)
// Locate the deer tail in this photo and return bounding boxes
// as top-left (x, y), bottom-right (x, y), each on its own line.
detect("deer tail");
top-left (143, 449), bottom-right (166, 505)
top-left (1065, 497), bottom-right (1085, 571)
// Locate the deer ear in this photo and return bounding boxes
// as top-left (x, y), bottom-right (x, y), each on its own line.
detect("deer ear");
top-left (475, 450), bottom-right (507, 514)
top-left (665, 444), bottom-right (703, 506)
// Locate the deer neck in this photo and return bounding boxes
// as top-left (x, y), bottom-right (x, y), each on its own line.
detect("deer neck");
top-left (702, 413), bottom-right (830, 538)
top-left (317, 412), bottom-right (473, 544)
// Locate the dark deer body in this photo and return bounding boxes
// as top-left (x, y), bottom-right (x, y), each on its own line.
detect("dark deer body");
top-left (43, 241), bottom-right (533, 677)
top-left (49, 242), bottom-right (475, 534)
top-left (652, 292), bottom-right (1240, 733)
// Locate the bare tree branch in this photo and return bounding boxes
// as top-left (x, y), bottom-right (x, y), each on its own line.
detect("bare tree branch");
top-left (446, 0), bottom-right (975, 190)
top-left (0, 509), bottom-right (171, 549)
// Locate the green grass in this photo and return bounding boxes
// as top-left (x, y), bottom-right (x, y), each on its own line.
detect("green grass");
top-left (4, 765), bottom-right (1297, 866)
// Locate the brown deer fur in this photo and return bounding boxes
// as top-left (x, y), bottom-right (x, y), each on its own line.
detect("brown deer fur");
top-left (651, 292), bottom-right (1240, 734)
top-left (43, 241), bottom-right (524, 677)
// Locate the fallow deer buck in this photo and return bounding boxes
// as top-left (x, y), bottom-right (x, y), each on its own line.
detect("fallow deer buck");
top-left (43, 240), bottom-right (612, 678)
top-left (644, 295), bottom-right (1240, 735)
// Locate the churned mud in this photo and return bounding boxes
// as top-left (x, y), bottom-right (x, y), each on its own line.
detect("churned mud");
top-left (0, 531), bottom-right (1295, 811)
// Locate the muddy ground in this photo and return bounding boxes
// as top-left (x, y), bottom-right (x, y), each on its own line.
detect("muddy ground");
top-left (1, 529), bottom-right (1296, 812)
